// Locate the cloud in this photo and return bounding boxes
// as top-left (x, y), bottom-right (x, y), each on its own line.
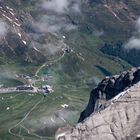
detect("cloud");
top-left (124, 17), bottom-right (140, 49)
top-left (0, 69), bottom-right (15, 80)
top-left (42, 0), bottom-right (69, 14)
top-left (36, 0), bottom-right (81, 34)
top-left (136, 16), bottom-right (140, 33)
top-left (71, 1), bottom-right (81, 13)
top-left (37, 15), bottom-right (77, 33)
top-left (41, 0), bottom-right (81, 14)
top-left (125, 37), bottom-right (140, 49)
top-left (0, 20), bottom-right (9, 38)
top-left (93, 30), bottom-right (104, 37)
top-left (40, 41), bottom-right (67, 55)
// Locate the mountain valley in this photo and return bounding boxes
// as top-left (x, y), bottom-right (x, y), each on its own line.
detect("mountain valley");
top-left (0, 0), bottom-right (140, 140)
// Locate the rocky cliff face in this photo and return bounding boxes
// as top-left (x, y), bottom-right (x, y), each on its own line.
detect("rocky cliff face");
top-left (56, 67), bottom-right (140, 140)
top-left (79, 67), bottom-right (140, 122)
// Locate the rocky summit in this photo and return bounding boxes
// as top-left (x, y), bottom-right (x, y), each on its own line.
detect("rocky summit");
top-left (57, 67), bottom-right (140, 140)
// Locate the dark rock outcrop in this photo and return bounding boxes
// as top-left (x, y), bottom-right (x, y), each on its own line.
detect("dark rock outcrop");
top-left (79, 67), bottom-right (139, 122)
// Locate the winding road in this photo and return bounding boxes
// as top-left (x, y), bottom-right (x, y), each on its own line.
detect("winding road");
top-left (35, 51), bottom-right (65, 77)
top-left (35, 46), bottom-right (85, 77)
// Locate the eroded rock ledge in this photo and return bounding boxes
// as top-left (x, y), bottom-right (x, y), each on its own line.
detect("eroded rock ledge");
top-left (57, 67), bottom-right (140, 140)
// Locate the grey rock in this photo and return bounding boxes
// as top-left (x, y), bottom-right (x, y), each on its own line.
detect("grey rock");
top-left (58, 81), bottom-right (140, 140)
top-left (56, 67), bottom-right (140, 140)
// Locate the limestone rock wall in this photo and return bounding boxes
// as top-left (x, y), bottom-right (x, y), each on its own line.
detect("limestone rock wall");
top-left (79, 67), bottom-right (140, 122)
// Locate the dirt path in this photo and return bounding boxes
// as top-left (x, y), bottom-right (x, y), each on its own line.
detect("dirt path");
top-left (8, 96), bottom-right (44, 139)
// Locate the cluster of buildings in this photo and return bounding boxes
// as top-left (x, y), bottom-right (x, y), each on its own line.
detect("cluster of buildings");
top-left (16, 85), bottom-right (34, 91)
top-left (15, 84), bottom-right (54, 95)
top-left (41, 85), bottom-right (54, 95)
top-left (62, 47), bottom-right (71, 53)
